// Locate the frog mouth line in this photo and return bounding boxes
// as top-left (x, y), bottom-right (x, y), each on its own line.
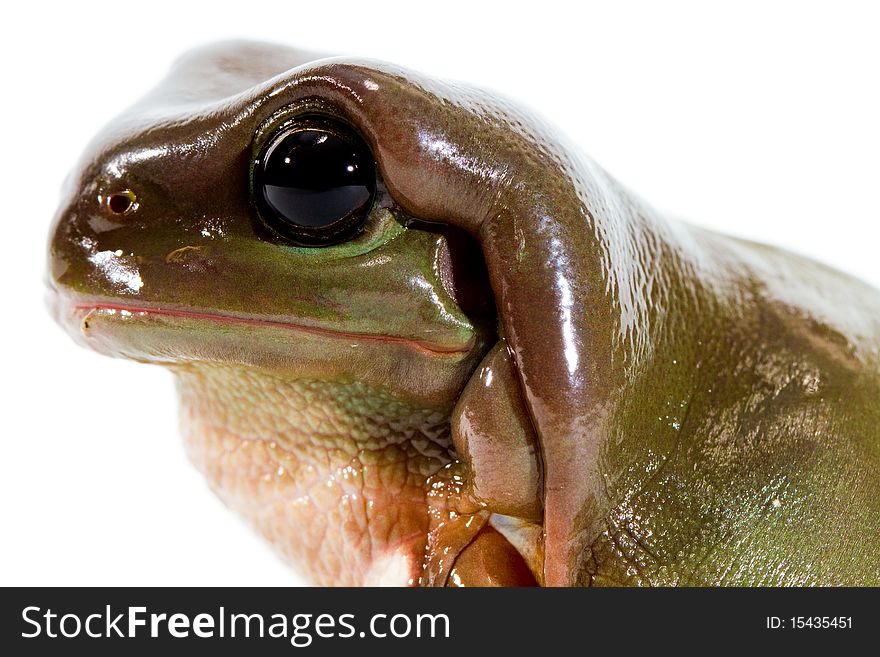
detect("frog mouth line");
top-left (57, 295), bottom-right (475, 357)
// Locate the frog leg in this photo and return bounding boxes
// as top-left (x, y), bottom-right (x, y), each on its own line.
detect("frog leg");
top-left (422, 341), bottom-right (543, 586)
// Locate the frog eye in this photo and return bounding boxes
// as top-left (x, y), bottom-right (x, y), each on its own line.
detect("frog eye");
top-left (104, 190), bottom-right (138, 216)
top-left (252, 117), bottom-right (376, 246)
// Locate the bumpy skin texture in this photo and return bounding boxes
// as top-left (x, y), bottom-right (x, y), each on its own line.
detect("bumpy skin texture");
top-left (49, 41), bottom-right (880, 586)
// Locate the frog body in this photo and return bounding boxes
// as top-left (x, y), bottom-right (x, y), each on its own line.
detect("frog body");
top-left (49, 41), bottom-right (880, 586)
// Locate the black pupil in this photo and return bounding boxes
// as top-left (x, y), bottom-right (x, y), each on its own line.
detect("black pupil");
top-left (256, 123), bottom-right (375, 244)
top-left (108, 193), bottom-right (132, 214)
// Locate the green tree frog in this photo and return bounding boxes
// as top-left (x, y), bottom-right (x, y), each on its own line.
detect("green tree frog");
top-left (48, 41), bottom-right (880, 586)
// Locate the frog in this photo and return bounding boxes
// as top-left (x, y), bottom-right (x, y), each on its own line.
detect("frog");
top-left (48, 40), bottom-right (880, 586)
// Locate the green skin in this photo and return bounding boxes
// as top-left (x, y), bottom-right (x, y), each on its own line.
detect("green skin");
top-left (49, 41), bottom-right (880, 586)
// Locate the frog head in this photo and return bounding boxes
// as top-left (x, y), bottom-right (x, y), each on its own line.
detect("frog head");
top-left (48, 42), bottom-right (505, 585)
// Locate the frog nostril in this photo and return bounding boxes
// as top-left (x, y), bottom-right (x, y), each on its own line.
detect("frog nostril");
top-left (106, 190), bottom-right (137, 216)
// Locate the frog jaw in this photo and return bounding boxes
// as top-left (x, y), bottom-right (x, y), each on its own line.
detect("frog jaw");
top-left (50, 289), bottom-right (489, 409)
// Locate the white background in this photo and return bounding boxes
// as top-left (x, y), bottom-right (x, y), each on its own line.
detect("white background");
top-left (2, 1), bottom-right (878, 585)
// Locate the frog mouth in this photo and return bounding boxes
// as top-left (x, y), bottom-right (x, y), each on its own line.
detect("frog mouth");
top-left (51, 289), bottom-right (479, 359)
top-left (59, 296), bottom-right (475, 357)
top-left (50, 287), bottom-right (489, 411)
